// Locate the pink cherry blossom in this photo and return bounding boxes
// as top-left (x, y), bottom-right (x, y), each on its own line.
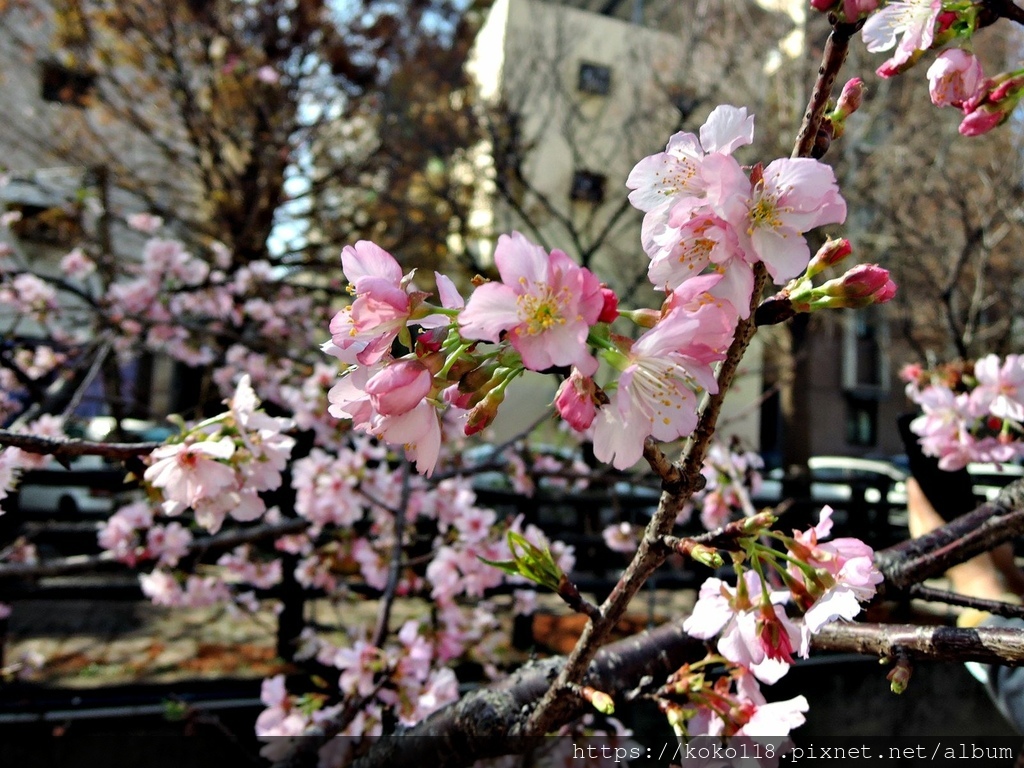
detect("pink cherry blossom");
top-left (458, 232), bottom-right (603, 374)
top-left (706, 153), bottom-right (847, 283)
top-left (60, 247), bottom-right (96, 278)
top-left (326, 241), bottom-right (421, 365)
top-left (972, 353), bottom-right (1024, 422)
top-left (127, 212), bottom-right (164, 233)
top-left (592, 295), bottom-right (736, 470)
top-left (626, 105), bottom-right (754, 214)
top-left (602, 522), bottom-right (639, 553)
top-left (683, 572), bottom-right (805, 684)
top-left (732, 671), bottom-right (808, 738)
top-left (328, 361), bottom-right (442, 476)
top-left (928, 49), bottom-right (984, 108)
top-left (646, 213), bottom-right (754, 314)
top-left (146, 522), bottom-right (193, 567)
top-left (144, 437), bottom-right (237, 509)
top-left (787, 507), bottom-right (883, 631)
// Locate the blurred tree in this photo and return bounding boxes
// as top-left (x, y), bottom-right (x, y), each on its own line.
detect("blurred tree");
top-left (0, 0), bottom-right (492, 419)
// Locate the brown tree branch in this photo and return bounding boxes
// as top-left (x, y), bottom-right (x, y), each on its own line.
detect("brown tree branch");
top-left (876, 480), bottom-right (1024, 591)
top-left (0, 430), bottom-right (160, 462)
top-left (809, 621), bottom-right (1024, 665)
top-left (791, 17), bottom-right (862, 160)
top-left (336, 621), bottom-right (706, 768)
top-left (907, 584), bottom-right (1024, 620)
top-left (0, 519), bottom-right (308, 580)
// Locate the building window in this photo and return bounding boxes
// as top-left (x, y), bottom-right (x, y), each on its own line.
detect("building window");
top-left (5, 203), bottom-right (83, 247)
top-left (845, 395), bottom-right (878, 447)
top-left (40, 60), bottom-right (95, 107)
top-left (570, 170), bottom-right (605, 203)
top-left (578, 62), bottom-right (611, 96)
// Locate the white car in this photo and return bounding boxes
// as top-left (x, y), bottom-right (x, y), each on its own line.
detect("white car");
top-left (966, 462), bottom-right (1024, 502)
top-left (15, 454), bottom-right (128, 516)
top-left (755, 456), bottom-right (909, 508)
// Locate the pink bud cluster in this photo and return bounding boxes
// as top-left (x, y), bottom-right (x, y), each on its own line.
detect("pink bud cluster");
top-left (787, 242), bottom-right (897, 312)
top-left (904, 354), bottom-right (1024, 469)
top-left (856, 0), bottom-right (1024, 138)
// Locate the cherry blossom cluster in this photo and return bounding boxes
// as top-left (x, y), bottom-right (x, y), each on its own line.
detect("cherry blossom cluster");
top-left (652, 507), bottom-right (880, 751)
top-left (820, 0), bottom-right (1024, 137)
top-left (324, 106), bottom-right (862, 476)
top-left (243, 430), bottom-right (583, 762)
top-left (903, 355), bottom-right (1024, 469)
top-left (255, 621), bottom-right (462, 763)
top-left (684, 508), bottom-right (882, 684)
top-left (657, 659), bottom-right (807, 758)
top-left (140, 374), bottom-right (296, 533)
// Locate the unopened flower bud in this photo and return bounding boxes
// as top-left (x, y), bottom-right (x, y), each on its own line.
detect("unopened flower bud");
top-left (793, 264), bottom-right (896, 312)
top-left (598, 286), bottom-right (619, 323)
top-left (674, 539), bottom-right (724, 568)
top-left (458, 360), bottom-right (500, 392)
top-left (740, 511), bottom-right (778, 534)
top-left (833, 264), bottom-right (897, 303)
top-left (415, 327), bottom-right (447, 355)
top-left (689, 544), bottom-right (724, 569)
top-left (811, 0), bottom-right (878, 18)
top-left (837, 78), bottom-right (864, 116)
top-left (829, 79), bottom-right (865, 140)
top-left (959, 68), bottom-right (1024, 136)
top-left (805, 238), bottom-right (853, 279)
top-left (580, 686), bottom-right (616, 715)
top-left (887, 657), bottom-right (912, 694)
top-left (554, 369), bottom-right (598, 431)
top-left (364, 359), bottom-right (433, 416)
top-left (442, 383), bottom-right (473, 409)
top-left (620, 308), bottom-right (660, 328)
top-left (464, 386), bottom-right (508, 436)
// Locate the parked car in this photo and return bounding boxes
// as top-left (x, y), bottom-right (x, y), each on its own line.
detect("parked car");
top-left (754, 456), bottom-right (909, 508)
top-left (15, 455), bottom-right (130, 517)
top-left (966, 462), bottom-right (1024, 502)
top-left (14, 417), bottom-right (171, 516)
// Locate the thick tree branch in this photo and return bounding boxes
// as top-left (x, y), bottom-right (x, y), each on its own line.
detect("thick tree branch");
top-left (340, 621), bottom-right (706, 768)
top-left (810, 621), bottom-right (1024, 665)
top-left (876, 479), bottom-right (1024, 591)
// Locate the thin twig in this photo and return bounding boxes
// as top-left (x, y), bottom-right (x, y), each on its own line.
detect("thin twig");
top-left (791, 17), bottom-right (862, 160)
top-left (907, 584), bottom-right (1024, 620)
top-left (371, 455), bottom-right (412, 648)
top-left (60, 338), bottom-right (113, 419)
top-left (0, 519), bottom-right (308, 580)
